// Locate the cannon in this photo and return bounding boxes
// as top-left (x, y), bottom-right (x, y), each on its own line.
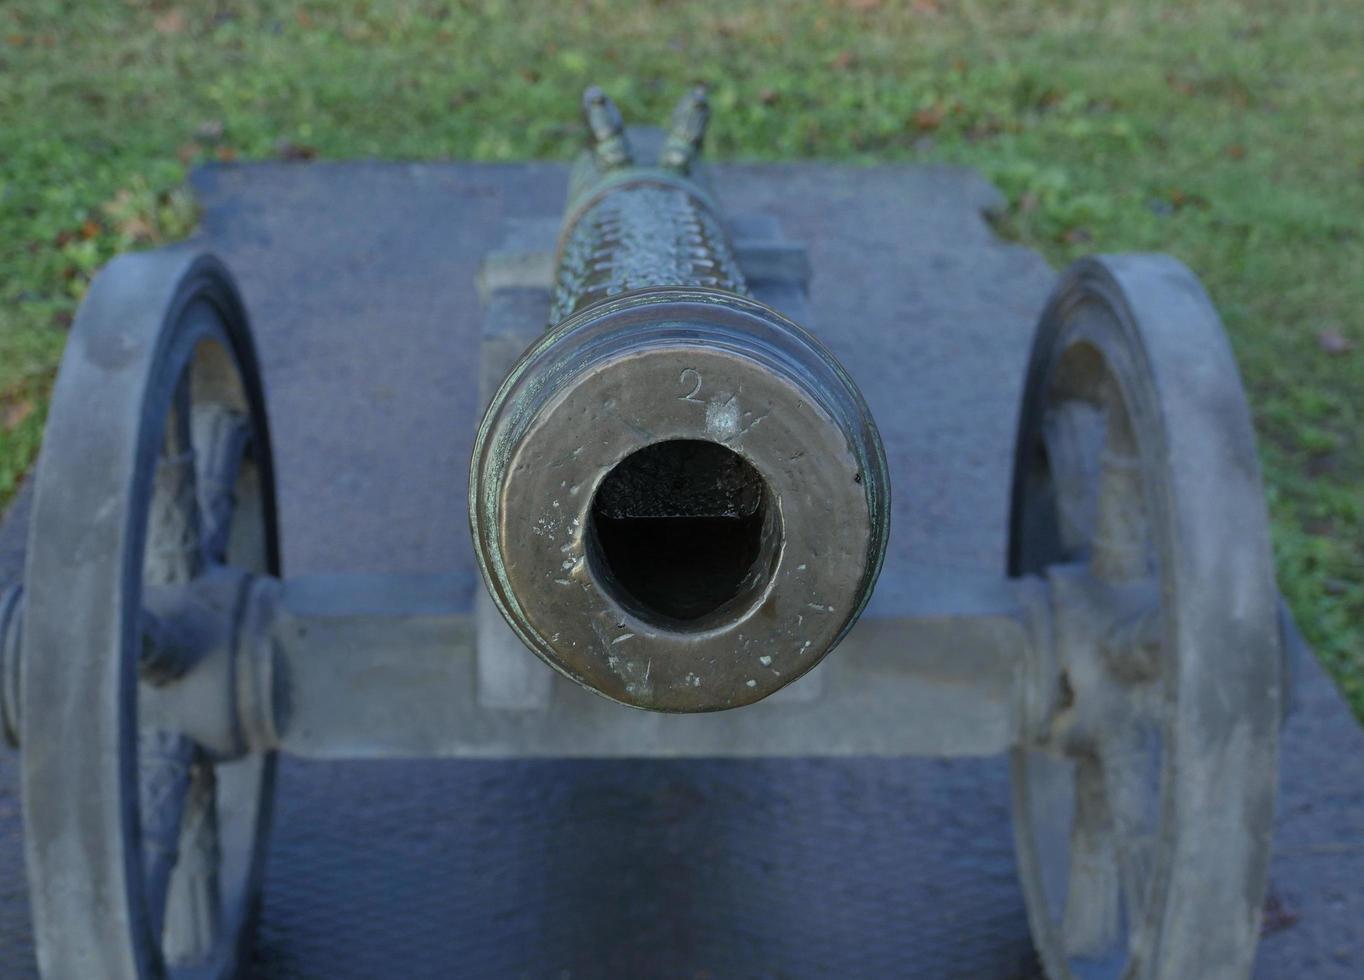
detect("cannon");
top-left (0, 86), bottom-right (1282, 978)
top-left (471, 86), bottom-right (888, 712)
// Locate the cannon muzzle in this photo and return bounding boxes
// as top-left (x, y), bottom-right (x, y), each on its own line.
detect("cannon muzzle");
top-left (469, 87), bottom-right (888, 711)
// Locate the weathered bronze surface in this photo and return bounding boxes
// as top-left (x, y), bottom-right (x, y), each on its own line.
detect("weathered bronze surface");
top-left (470, 87), bottom-right (890, 711)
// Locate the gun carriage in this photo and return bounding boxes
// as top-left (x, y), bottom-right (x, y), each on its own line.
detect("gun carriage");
top-left (0, 87), bottom-right (1282, 979)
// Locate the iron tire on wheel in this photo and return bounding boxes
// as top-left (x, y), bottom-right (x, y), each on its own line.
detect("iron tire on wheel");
top-left (21, 249), bottom-right (280, 978)
top-left (1007, 255), bottom-right (1280, 979)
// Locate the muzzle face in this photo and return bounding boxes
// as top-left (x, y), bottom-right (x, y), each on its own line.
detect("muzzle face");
top-left (470, 288), bottom-right (889, 711)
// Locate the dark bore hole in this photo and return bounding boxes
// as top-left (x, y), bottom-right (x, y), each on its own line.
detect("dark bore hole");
top-left (589, 439), bottom-right (779, 625)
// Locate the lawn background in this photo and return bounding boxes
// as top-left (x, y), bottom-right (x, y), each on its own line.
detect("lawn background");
top-left (1, 0), bottom-right (1361, 709)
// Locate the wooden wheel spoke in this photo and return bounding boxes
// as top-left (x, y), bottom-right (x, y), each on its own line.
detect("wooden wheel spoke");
top-left (1062, 754), bottom-right (1121, 958)
top-left (1100, 595), bottom-right (1164, 687)
top-left (163, 760), bottom-right (223, 967)
top-left (1100, 725), bottom-right (1161, 952)
top-left (137, 730), bottom-right (196, 950)
top-left (1090, 394), bottom-right (1150, 583)
top-left (193, 404), bottom-right (252, 566)
top-left (144, 372), bottom-right (204, 586)
top-left (1061, 726), bottom-right (1161, 962)
top-left (137, 728), bottom-right (224, 967)
top-left (1040, 400), bottom-right (1105, 557)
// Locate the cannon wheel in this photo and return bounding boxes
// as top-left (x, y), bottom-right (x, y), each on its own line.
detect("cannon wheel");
top-left (1007, 255), bottom-right (1280, 979)
top-left (21, 250), bottom-right (279, 978)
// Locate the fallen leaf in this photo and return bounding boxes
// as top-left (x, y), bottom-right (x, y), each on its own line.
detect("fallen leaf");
top-left (215, 145), bottom-right (238, 162)
top-left (1317, 329), bottom-right (1354, 355)
top-left (912, 105), bottom-right (944, 132)
top-left (80, 219), bottom-right (100, 240)
top-left (1166, 187), bottom-right (1210, 211)
top-left (153, 9), bottom-right (187, 35)
top-left (2, 400), bottom-right (33, 432)
top-left (1225, 143), bottom-right (1246, 160)
top-left (1165, 72), bottom-right (1196, 96)
top-left (275, 139), bottom-right (318, 161)
top-left (121, 216), bottom-right (154, 241)
top-left (759, 88), bottom-right (780, 106)
top-left (1261, 892), bottom-right (1299, 936)
top-left (177, 142), bottom-right (201, 164)
top-left (831, 50), bottom-right (854, 70)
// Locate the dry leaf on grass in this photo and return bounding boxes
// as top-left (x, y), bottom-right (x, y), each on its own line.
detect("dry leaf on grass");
top-left (153, 9), bottom-right (186, 36)
top-left (2, 400), bottom-right (34, 433)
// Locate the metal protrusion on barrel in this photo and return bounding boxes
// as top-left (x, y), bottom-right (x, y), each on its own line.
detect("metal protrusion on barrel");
top-left (1, 584), bottom-right (23, 748)
top-left (659, 84), bottom-right (710, 173)
top-left (582, 85), bottom-right (633, 171)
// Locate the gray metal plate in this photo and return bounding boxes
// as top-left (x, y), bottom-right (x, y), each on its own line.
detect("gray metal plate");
top-left (0, 160), bottom-right (1360, 976)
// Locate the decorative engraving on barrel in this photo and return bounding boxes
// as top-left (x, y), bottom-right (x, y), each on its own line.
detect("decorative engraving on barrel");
top-left (548, 85), bottom-right (748, 326)
top-left (678, 368), bottom-right (703, 402)
top-left (549, 185), bottom-right (749, 325)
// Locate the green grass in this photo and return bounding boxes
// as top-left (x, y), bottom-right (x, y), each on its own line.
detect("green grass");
top-left (1, 0), bottom-right (1361, 709)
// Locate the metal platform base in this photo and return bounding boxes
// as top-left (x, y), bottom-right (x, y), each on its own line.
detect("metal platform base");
top-left (1, 159), bottom-right (1361, 977)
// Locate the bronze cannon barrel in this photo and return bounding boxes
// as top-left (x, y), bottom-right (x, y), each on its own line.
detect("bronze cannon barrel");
top-left (470, 87), bottom-right (889, 711)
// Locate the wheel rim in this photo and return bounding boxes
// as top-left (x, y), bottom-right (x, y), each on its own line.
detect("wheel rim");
top-left (1008, 255), bottom-right (1279, 980)
top-left (22, 250), bottom-right (279, 979)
